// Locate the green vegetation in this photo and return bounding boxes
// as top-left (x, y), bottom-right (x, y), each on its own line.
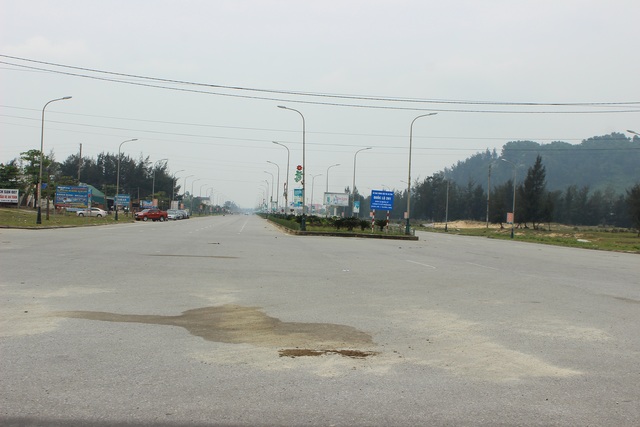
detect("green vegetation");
top-left (419, 222), bottom-right (640, 254)
top-left (0, 208), bottom-right (134, 228)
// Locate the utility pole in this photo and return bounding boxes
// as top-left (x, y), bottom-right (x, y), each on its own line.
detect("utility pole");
top-left (78, 143), bottom-right (82, 184)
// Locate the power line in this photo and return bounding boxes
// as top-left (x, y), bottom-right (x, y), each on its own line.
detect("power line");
top-left (2, 54), bottom-right (640, 113)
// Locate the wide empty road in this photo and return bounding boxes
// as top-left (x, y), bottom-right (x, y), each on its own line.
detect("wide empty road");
top-left (1, 215), bottom-right (639, 426)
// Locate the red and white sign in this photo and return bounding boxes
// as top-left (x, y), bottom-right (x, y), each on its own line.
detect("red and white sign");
top-left (0, 189), bottom-right (19, 203)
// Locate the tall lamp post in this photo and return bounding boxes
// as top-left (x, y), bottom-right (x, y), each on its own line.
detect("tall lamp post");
top-left (405, 112), bottom-right (437, 235)
top-left (310, 173), bottom-right (323, 214)
top-left (264, 171), bottom-right (274, 212)
top-left (36, 96), bottom-right (72, 224)
top-left (352, 147), bottom-right (372, 217)
top-left (325, 163), bottom-right (340, 217)
top-left (115, 138), bottom-right (138, 221)
top-left (266, 161), bottom-right (280, 211)
top-left (171, 169), bottom-right (185, 204)
top-left (273, 141), bottom-right (290, 212)
top-left (263, 179), bottom-right (270, 212)
top-left (191, 178), bottom-right (202, 214)
top-left (151, 158), bottom-right (168, 205)
top-left (278, 106), bottom-right (306, 230)
top-left (501, 158), bottom-right (518, 239)
top-left (326, 163), bottom-right (340, 193)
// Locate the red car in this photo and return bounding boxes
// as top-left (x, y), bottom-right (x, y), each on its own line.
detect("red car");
top-left (134, 208), bottom-right (168, 222)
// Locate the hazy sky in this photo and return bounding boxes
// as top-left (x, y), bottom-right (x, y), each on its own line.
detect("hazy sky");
top-left (2, 1), bottom-right (639, 208)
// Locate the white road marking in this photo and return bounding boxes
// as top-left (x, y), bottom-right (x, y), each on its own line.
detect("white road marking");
top-left (466, 262), bottom-right (499, 270)
top-left (406, 260), bottom-right (436, 269)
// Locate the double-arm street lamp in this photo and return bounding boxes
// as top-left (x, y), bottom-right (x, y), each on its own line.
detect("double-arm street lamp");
top-left (278, 106), bottom-right (306, 230)
top-left (36, 96), bottom-right (72, 224)
top-left (115, 138), bottom-right (138, 221)
top-left (272, 141), bottom-right (290, 212)
top-left (405, 113), bottom-right (437, 235)
top-left (352, 147), bottom-right (372, 217)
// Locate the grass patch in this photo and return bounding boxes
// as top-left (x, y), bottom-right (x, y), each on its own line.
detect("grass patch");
top-left (0, 207), bottom-right (134, 228)
top-left (419, 223), bottom-right (640, 254)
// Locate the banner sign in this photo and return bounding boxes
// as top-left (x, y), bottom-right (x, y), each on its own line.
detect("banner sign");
top-left (324, 192), bottom-right (349, 207)
top-left (55, 186), bottom-right (90, 209)
top-left (115, 194), bottom-right (131, 207)
top-left (353, 200), bottom-right (360, 214)
top-left (0, 189), bottom-right (19, 203)
top-left (293, 189), bottom-right (303, 208)
top-left (370, 190), bottom-right (394, 210)
top-left (141, 200), bottom-right (153, 208)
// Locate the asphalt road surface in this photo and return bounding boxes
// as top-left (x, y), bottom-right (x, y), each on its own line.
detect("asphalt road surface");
top-left (1, 215), bottom-right (639, 426)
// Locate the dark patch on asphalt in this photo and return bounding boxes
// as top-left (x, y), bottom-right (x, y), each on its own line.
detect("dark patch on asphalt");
top-left (55, 305), bottom-right (374, 356)
top-left (279, 349), bottom-right (377, 359)
top-left (147, 254), bottom-right (238, 259)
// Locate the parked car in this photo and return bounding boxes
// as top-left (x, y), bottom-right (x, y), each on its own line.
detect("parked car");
top-left (178, 209), bottom-right (190, 219)
top-left (76, 207), bottom-right (108, 217)
top-left (134, 208), bottom-right (168, 222)
top-left (167, 209), bottom-right (184, 220)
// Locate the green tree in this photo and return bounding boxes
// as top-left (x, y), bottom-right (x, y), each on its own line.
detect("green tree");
top-left (0, 161), bottom-right (21, 189)
top-left (626, 183), bottom-right (640, 236)
top-left (520, 155), bottom-right (548, 229)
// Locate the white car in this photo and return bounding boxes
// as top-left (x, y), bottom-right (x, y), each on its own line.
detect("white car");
top-left (76, 207), bottom-right (108, 217)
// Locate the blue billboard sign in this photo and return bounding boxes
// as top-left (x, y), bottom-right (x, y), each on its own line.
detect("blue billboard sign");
top-left (293, 189), bottom-right (303, 208)
top-left (55, 186), bottom-right (90, 209)
top-left (370, 190), bottom-right (394, 210)
top-left (115, 194), bottom-right (130, 207)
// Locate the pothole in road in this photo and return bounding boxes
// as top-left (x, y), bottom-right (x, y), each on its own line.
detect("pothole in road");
top-left (55, 304), bottom-right (375, 358)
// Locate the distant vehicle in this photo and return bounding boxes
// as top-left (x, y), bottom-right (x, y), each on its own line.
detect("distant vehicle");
top-left (134, 208), bottom-right (168, 222)
top-left (167, 209), bottom-right (184, 220)
top-left (76, 207), bottom-right (107, 217)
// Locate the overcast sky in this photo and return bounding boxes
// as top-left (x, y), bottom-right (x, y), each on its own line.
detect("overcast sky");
top-left (1, 0), bottom-right (639, 208)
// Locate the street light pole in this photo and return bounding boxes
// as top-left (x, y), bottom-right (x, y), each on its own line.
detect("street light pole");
top-left (273, 141), bottom-right (290, 212)
top-left (37, 96), bottom-right (72, 224)
top-left (191, 178), bottom-right (202, 214)
top-left (310, 173), bottom-right (323, 214)
top-left (406, 113), bottom-right (437, 235)
top-left (326, 163), bottom-right (340, 194)
top-left (171, 169), bottom-right (185, 205)
top-left (352, 147), bottom-right (372, 217)
top-left (264, 171), bottom-right (274, 212)
top-left (266, 161), bottom-right (280, 211)
top-left (151, 158), bottom-right (168, 205)
top-left (263, 179), bottom-right (270, 212)
top-left (278, 106), bottom-right (306, 230)
top-left (115, 138), bottom-right (138, 221)
top-left (501, 158), bottom-right (518, 239)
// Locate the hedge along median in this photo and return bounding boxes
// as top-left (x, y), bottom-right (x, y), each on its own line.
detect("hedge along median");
top-left (261, 214), bottom-right (419, 240)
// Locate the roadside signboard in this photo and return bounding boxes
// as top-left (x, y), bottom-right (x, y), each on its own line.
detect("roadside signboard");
top-left (370, 190), bottom-right (394, 211)
top-left (55, 186), bottom-right (90, 209)
top-left (324, 192), bottom-right (349, 207)
top-left (0, 189), bottom-right (19, 204)
top-left (293, 189), bottom-right (303, 208)
top-left (115, 194), bottom-right (130, 208)
top-left (353, 200), bottom-right (360, 214)
top-left (141, 200), bottom-right (153, 209)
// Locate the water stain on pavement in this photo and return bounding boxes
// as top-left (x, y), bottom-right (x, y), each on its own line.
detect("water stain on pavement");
top-left (55, 304), bottom-right (375, 357)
